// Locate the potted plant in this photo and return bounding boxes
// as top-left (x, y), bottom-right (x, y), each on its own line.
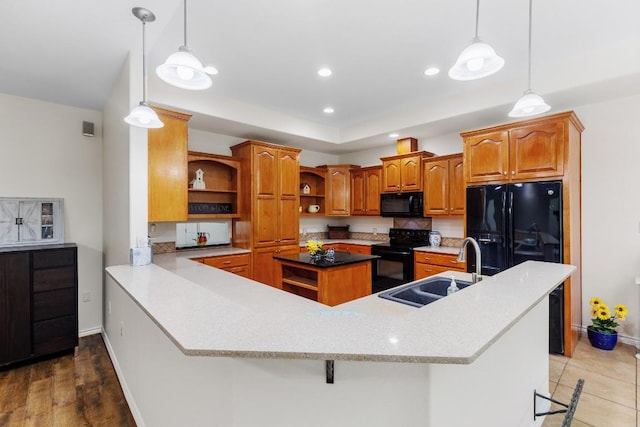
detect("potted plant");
top-left (587, 297), bottom-right (628, 350)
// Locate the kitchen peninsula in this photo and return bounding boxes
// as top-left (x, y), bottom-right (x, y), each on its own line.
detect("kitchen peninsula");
top-left (104, 258), bottom-right (574, 426)
top-left (274, 251), bottom-right (378, 305)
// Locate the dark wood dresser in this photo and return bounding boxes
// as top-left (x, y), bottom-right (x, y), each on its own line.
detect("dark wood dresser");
top-left (0, 243), bottom-right (78, 367)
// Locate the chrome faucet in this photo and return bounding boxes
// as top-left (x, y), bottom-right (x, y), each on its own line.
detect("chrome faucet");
top-left (457, 237), bottom-right (483, 283)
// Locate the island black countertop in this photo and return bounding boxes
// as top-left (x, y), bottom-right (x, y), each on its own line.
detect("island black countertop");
top-left (273, 251), bottom-right (379, 268)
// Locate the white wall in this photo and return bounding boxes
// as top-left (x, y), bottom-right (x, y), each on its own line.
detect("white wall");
top-left (0, 93), bottom-right (103, 334)
top-left (575, 95), bottom-right (640, 343)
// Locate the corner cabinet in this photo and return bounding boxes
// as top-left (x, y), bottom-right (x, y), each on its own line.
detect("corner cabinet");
top-left (351, 166), bottom-right (381, 216)
top-left (318, 165), bottom-right (358, 216)
top-left (423, 154), bottom-right (464, 216)
top-left (461, 111), bottom-right (584, 357)
top-left (380, 151), bottom-right (434, 192)
top-left (231, 140), bottom-right (301, 287)
top-left (187, 151), bottom-right (241, 219)
top-left (148, 107), bottom-right (191, 222)
top-left (299, 166), bottom-right (326, 216)
top-left (0, 244), bottom-right (78, 367)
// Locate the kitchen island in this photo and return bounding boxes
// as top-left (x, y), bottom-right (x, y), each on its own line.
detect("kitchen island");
top-left (274, 251), bottom-right (378, 305)
top-left (104, 257), bottom-right (575, 426)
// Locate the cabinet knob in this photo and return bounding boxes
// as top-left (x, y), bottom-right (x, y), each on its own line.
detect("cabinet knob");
top-left (503, 172), bottom-right (507, 176)
top-left (511, 171), bottom-right (515, 175)
top-left (223, 261), bottom-right (231, 265)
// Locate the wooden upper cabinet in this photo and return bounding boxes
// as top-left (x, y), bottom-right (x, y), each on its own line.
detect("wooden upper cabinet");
top-left (148, 107), bottom-right (191, 222)
top-left (320, 165), bottom-right (357, 216)
top-left (254, 146), bottom-right (278, 198)
top-left (381, 152), bottom-right (433, 192)
top-left (279, 150), bottom-right (300, 199)
top-left (187, 152), bottom-right (240, 219)
top-left (423, 154), bottom-right (464, 217)
top-left (351, 166), bottom-right (382, 216)
top-left (462, 112), bottom-right (573, 184)
top-left (509, 121), bottom-right (564, 180)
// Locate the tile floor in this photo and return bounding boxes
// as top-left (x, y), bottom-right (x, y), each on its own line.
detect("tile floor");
top-left (543, 337), bottom-right (638, 427)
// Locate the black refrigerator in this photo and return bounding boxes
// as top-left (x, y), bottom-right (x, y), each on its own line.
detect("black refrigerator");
top-left (466, 180), bottom-right (565, 354)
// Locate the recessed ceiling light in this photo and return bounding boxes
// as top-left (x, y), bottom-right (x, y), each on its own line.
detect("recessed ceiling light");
top-left (424, 67), bottom-right (440, 76)
top-left (317, 68), bottom-right (332, 77)
top-left (323, 107), bottom-right (334, 114)
top-left (389, 133), bottom-right (399, 138)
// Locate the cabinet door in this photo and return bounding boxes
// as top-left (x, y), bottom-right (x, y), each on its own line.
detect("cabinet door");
top-left (277, 149), bottom-right (300, 244)
top-left (278, 198), bottom-right (300, 245)
top-left (278, 150), bottom-right (300, 199)
top-left (400, 155), bottom-right (422, 191)
top-left (253, 147), bottom-right (278, 247)
top-left (509, 121), bottom-right (564, 180)
top-left (464, 131), bottom-right (509, 183)
top-left (414, 263), bottom-right (450, 280)
top-left (423, 159), bottom-right (449, 216)
top-left (0, 253), bottom-right (31, 365)
top-left (326, 167), bottom-right (351, 216)
top-left (0, 200), bottom-right (19, 244)
top-left (148, 108), bottom-right (190, 222)
top-left (449, 156), bottom-right (465, 216)
top-left (350, 170), bottom-right (366, 216)
top-left (382, 160), bottom-right (401, 192)
top-left (253, 245), bottom-right (299, 288)
top-left (364, 167), bottom-right (382, 215)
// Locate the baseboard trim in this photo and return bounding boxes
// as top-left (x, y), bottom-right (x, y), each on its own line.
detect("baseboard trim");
top-left (79, 327), bottom-right (102, 337)
top-left (101, 327), bottom-right (146, 427)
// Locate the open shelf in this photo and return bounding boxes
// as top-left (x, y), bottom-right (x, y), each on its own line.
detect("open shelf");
top-left (300, 167), bottom-right (326, 216)
top-left (187, 152), bottom-right (241, 219)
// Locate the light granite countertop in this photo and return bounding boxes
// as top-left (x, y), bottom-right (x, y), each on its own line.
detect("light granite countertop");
top-left (299, 239), bottom-right (385, 247)
top-left (413, 245), bottom-right (460, 255)
top-left (106, 255), bottom-right (574, 364)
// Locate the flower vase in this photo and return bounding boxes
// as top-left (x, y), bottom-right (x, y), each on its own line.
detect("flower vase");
top-left (587, 326), bottom-right (617, 350)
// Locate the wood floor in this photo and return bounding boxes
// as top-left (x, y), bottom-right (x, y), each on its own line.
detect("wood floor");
top-left (0, 334), bottom-right (135, 426)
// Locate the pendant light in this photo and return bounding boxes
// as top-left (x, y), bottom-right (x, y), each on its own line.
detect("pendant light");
top-left (449, 0), bottom-right (504, 81)
top-left (125, 8), bottom-right (164, 129)
top-left (508, 0), bottom-right (550, 117)
top-left (156, 0), bottom-right (212, 90)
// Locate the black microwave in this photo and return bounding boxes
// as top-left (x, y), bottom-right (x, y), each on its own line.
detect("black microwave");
top-left (380, 192), bottom-right (424, 217)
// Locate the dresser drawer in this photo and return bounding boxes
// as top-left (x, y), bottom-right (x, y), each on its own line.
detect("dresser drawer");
top-left (202, 253), bottom-right (250, 269)
top-left (32, 267), bottom-right (75, 292)
top-left (33, 315), bottom-right (77, 355)
top-left (414, 252), bottom-right (465, 269)
top-left (33, 288), bottom-right (75, 321)
top-left (32, 248), bottom-right (76, 269)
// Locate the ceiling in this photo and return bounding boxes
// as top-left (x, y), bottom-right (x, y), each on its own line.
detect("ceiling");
top-left (1, 0), bottom-right (639, 153)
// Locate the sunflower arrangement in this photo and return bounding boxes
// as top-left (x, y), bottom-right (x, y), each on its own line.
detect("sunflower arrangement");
top-left (306, 239), bottom-right (325, 256)
top-left (589, 297), bottom-right (628, 334)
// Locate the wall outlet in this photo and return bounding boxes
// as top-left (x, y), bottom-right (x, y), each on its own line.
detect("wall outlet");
top-left (81, 292), bottom-right (91, 302)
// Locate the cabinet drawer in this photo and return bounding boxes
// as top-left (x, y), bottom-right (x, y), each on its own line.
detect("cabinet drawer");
top-left (202, 253), bottom-right (250, 269)
top-left (33, 315), bottom-right (77, 355)
top-left (414, 264), bottom-right (451, 280)
top-left (32, 248), bottom-right (76, 269)
top-left (223, 265), bottom-right (250, 278)
top-left (33, 267), bottom-right (75, 292)
top-left (33, 288), bottom-right (75, 321)
top-left (343, 244), bottom-right (371, 255)
top-left (414, 252), bottom-right (465, 269)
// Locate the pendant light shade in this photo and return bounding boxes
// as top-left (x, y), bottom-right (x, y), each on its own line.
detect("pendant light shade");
top-left (508, 90), bottom-right (550, 118)
top-left (125, 102), bottom-right (164, 128)
top-left (449, 0), bottom-right (504, 81)
top-left (125, 7), bottom-right (163, 129)
top-left (508, 0), bottom-right (550, 118)
top-left (156, 0), bottom-right (212, 90)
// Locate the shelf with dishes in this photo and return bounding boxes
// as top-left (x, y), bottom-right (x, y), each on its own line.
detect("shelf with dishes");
top-left (187, 152), bottom-right (241, 219)
top-left (299, 166), bottom-right (326, 216)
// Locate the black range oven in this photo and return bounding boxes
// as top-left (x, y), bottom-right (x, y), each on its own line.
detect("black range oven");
top-left (370, 228), bottom-right (430, 293)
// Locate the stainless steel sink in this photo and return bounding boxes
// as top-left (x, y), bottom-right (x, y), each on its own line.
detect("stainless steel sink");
top-left (378, 277), bottom-right (474, 308)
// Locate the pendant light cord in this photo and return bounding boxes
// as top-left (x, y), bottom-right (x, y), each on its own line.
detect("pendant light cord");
top-left (474, 0), bottom-right (480, 38)
top-left (183, 0), bottom-right (188, 47)
top-left (142, 17), bottom-right (148, 103)
top-left (527, 0), bottom-right (533, 90)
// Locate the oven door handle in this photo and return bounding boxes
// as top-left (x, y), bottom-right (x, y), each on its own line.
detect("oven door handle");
top-left (371, 247), bottom-right (413, 257)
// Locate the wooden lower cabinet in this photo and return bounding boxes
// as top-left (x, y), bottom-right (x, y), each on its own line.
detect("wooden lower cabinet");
top-left (0, 244), bottom-right (78, 367)
top-left (414, 251), bottom-right (465, 280)
top-left (276, 259), bottom-right (372, 306)
top-left (193, 253), bottom-right (251, 278)
top-left (253, 245), bottom-right (300, 287)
